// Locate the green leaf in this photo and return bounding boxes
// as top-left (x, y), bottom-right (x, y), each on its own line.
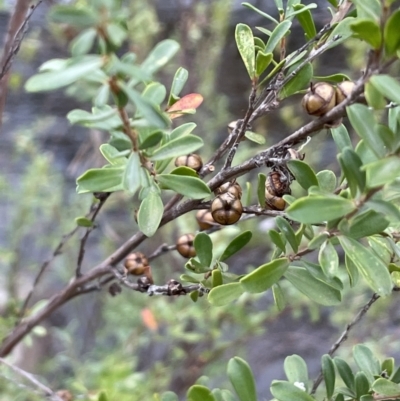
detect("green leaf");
top-left (363, 156), bottom-right (400, 188)
top-left (372, 378), bottom-right (400, 397)
top-left (318, 240), bottom-right (339, 278)
top-left (284, 266), bottom-right (342, 305)
top-left (347, 210), bottom-right (389, 239)
top-left (194, 233), bottom-right (213, 267)
top-left (334, 358), bottom-right (355, 392)
top-left (287, 160), bottom-right (318, 191)
top-left (105, 23), bottom-right (128, 47)
top-left (351, 0), bottom-right (381, 20)
top-left (256, 51), bottom-right (273, 77)
top-left (286, 196), bottom-right (355, 224)
top-left (122, 152), bottom-right (141, 194)
top-left (170, 122), bottom-right (197, 140)
top-left (49, 6), bottom-right (98, 28)
top-left (364, 82), bottom-right (387, 109)
top-left (347, 104), bottom-right (386, 158)
top-left (345, 253), bottom-right (360, 287)
top-left (242, 3), bottom-right (279, 24)
top-left (284, 355), bottom-right (309, 390)
top-left (212, 269), bottom-right (223, 288)
top-left (70, 28), bottom-right (97, 56)
top-left (355, 372), bottom-right (371, 399)
top-left (369, 75), bottom-right (400, 105)
top-left (227, 357), bottom-right (257, 401)
top-left (75, 217), bottom-right (93, 227)
top-left (292, 4), bottom-right (317, 40)
top-left (99, 143), bottom-right (128, 165)
top-left (76, 167), bottom-right (124, 193)
top-left (338, 147), bottom-right (366, 197)
top-left (339, 236), bottom-right (392, 296)
top-left (25, 56), bottom-right (104, 92)
top-left (302, 260), bottom-right (343, 290)
top-left (151, 135), bottom-right (203, 161)
top-left (187, 385), bottom-right (215, 401)
top-left (316, 170), bottom-right (337, 193)
top-left (354, 344), bottom-right (381, 383)
top-left (220, 231), bottom-right (252, 261)
top-left (120, 83), bottom-right (169, 129)
top-left (141, 39), bottom-right (180, 76)
top-left (265, 20), bottom-right (292, 54)
top-left (327, 17), bottom-right (356, 49)
top-left (269, 229), bottom-right (286, 253)
top-left (168, 67), bottom-right (189, 106)
top-left (141, 82), bottom-right (167, 106)
top-left (313, 73), bottom-right (351, 84)
top-left (381, 358), bottom-right (395, 377)
top-left (235, 24), bottom-right (256, 80)
top-left (208, 282), bottom-right (244, 306)
top-left (240, 258), bottom-right (289, 294)
top-left (139, 130), bottom-right (164, 150)
top-left (280, 62), bottom-right (313, 99)
top-left (322, 355), bottom-right (336, 399)
top-left (138, 191), bottom-right (163, 237)
top-left (308, 233), bottom-right (329, 250)
top-left (244, 130), bottom-right (266, 144)
top-left (272, 283), bottom-right (286, 311)
top-left (169, 166), bottom-right (198, 177)
top-left (270, 381), bottom-right (315, 401)
top-left (257, 173), bottom-right (267, 206)
top-left (158, 174), bottom-right (210, 199)
top-left (98, 391), bottom-right (109, 401)
top-left (67, 108), bottom-right (122, 130)
top-left (331, 124), bottom-right (352, 152)
top-left (276, 216), bottom-right (298, 253)
top-left (392, 366), bottom-right (400, 384)
top-left (384, 9), bottom-right (400, 56)
top-left (161, 391), bottom-right (179, 401)
top-left (350, 19), bottom-right (382, 48)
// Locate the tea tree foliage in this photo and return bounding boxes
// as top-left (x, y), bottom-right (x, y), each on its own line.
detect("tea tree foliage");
top-left (2, 0), bottom-right (400, 400)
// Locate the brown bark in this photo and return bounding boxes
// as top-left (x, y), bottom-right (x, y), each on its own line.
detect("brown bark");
top-left (0, 0), bottom-right (31, 130)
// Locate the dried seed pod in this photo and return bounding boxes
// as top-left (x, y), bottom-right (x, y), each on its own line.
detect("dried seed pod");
top-left (287, 148), bottom-right (305, 161)
top-left (174, 153), bottom-right (203, 172)
top-left (176, 234), bottom-right (196, 258)
top-left (211, 192), bottom-right (243, 225)
top-left (266, 171), bottom-right (291, 197)
top-left (196, 209), bottom-right (217, 230)
top-left (214, 181), bottom-right (242, 199)
top-left (335, 80), bottom-right (356, 105)
top-left (302, 82), bottom-right (336, 116)
top-left (265, 189), bottom-right (286, 211)
top-left (124, 252), bottom-right (149, 275)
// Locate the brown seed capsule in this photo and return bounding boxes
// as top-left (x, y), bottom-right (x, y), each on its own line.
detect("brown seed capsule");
top-left (302, 82), bottom-right (336, 116)
top-left (266, 171), bottom-right (291, 197)
top-left (124, 252), bottom-right (149, 275)
top-left (196, 209), bottom-right (217, 231)
top-left (335, 80), bottom-right (356, 105)
top-left (211, 192), bottom-right (243, 225)
top-left (265, 189), bottom-right (286, 211)
top-left (287, 148), bottom-right (305, 161)
top-left (214, 181), bottom-right (243, 199)
top-left (174, 153), bottom-right (203, 172)
top-left (176, 234), bottom-right (196, 258)
top-left (56, 390), bottom-right (74, 401)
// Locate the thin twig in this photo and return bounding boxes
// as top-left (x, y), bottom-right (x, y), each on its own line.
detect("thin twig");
top-left (0, 357), bottom-right (63, 401)
top-left (75, 192), bottom-right (110, 277)
top-left (310, 293), bottom-right (382, 395)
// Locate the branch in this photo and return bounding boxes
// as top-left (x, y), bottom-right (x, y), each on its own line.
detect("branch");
top-left (0, 1), bottom-right (41, 130)
top-left (75, 192), bottom-right (110, 277)
top-left (310, 292), bottom-right (382, 395)
top-left (0, 357), bottom-right (63, 401)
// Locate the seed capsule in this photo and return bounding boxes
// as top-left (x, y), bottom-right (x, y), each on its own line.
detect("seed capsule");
top-left (302, 82), bottom-right (336, 116)
top-left (265, 189), bottom-right (286, 211)
top-left (211, 192), bottom-right (243, 225)
top-left (214, 181), bottom-right (242, 199)
top-left (176, 234), bottom-right (196, 258)
top-left (124, 252), bottom-right (149, 275)
top-left (335, 80), bottom-right (356, 105)
top-left (174, 153), bottom-right (203, 172)
top-left (196, 209), bottom-right (217, 231)
top-left (266, 171), bottom-right (291, 197)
